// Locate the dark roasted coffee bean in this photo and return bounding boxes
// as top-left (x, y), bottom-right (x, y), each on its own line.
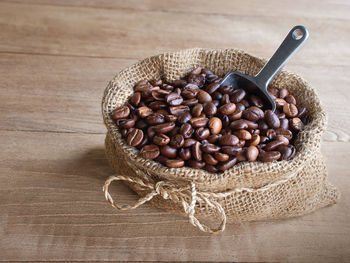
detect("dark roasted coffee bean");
top-left (111, 105), bottom-right (130, 120)
top-left (192, 141), bottom-right (202, 161)
top-left (127, 129), bottom-right (144, 147)
top-left (147, 126), bottom-right (156, 139)
top-left (259, 151), bottom-right (281, 162)
top-left (134, 120), bottom-right (146, 129)
top-left (219, 134), bottom-right (239, 146)
top-left (203, 102), bottom-right (217, 116)
top-left (205, 164), bottom-right (218, 173)
top-left (121, 128), bottom-right (129, 137)
top-left (190, 117), bottom-right (209, 128)
top-left (234, 129), bottom-right (252, 140)
top-left (258, 119), bottom-right (269, 131)
top-left (137, 135), bottom-right (149, 149)
top-left (219, 103), bottom-right (236, 115)
top-left (221, 94), bottom-right (230, 105)
top-left (265, 139), bottom-right (287, 151)
top-left (250, 95), bottom-right (263, 107)
top-left (165, 114), bottom-right (177, 122)
top-left (230, 89), bottom-right (246, 103)
top-left (230, 119), bottom-right (248, 130)
top-left (179, 148), bottom-right (191, 160)
top-left (207, 134), bottom-right (221, 144)
top-left (260, 136), bottom-right (269, 144)
top-left (275, 98), bottom-right (287, 109)
top-left (162, 84), bottom-right (174, 91)
top-left (145, 113), bottom-right (165, 125)
top-left (203, 153), bottom-right (219, 165)
top-left (228, 109), bottom-right (243, 121)
top-left (156, 109), bottom-right (168, 115)
top-left (197, 90), bottom-right (212, 103)
top-left (180, 123), bottom-right (194, 138)
top-left (214, 152), bottom-right (229, 162)
top-left (170, 134), bottom-right (185, 148)
top-left (240, 99), bottom-right (250, 108)
top-left (246, 146), bottom-right (259, 162)
top-left (130, 92), bottom-right (141, 106)
top-left (188, 160), bottom-right (206, 169)
top-left (280, 118), bottom-right (289, 130)
top-left (276, 145), bottom-right (292, 160)
top-left (265, 110), bottom-right (280, 129)
top-left (152, 122), bottom-right (175, 133)
top-left (183, 138), bottom-right (197, 147)
top-left (201, 143), bottom-right (221, 153)
top-left (183, 83), bottom-right (199, 91)
top-left (139, 144), bottom-right (160, 159)
top-left (169, 105), bottom-right (190, 116)
top-left (217, 157), bottom-right (237, 171)
top-left (212, 91), bottom-right (223, 100)
top-left (137, 106), bottom-right (153, 118)
top-left (290, 117), bottom-right (304, 131)
top-left (283, 103), bottom-right (298, 117)
top-left (279, 88), bottom-right (288, 99)
top-left (182, 98), bottom-right (198, 106)
top-left (195, 127), bottom-right (210, 140)
top-left (275, 128), bottom-right (293, 140)
top-left (268, 87), bottom-right (279, 98)
top-left (243, 106), bottom-right (264, 121)
top-left (166, 159), bottom-right (185, 168)
top-left (177, 112), bottom-right (192, 124)
top-left (237, 139), bottom-right (245, 148)
top-left (236, 149), bottom-right (247, 162)
top-left (148, 101), bottom-right (167, 110)
top-left (236, 103), bottom-right (246, 111)
top-left (244, 120), bottom-right (258, 129)
top-left (205, 82), bottom-right (220, 94)
top-left (155, 155), bottom-right (168, 165)
top-left (168, 126), bottom-right (179, 137)
top-left (219, 85), bottom-right (233, 94)
top-left (192, 104), bottom-right (203, 117)
top-left (221, 146), bottom-right (242, 156)
top-left (222, 115), bottom-right (230, 128)
top-left (182, 89), bottom-right (198, 99)
top-left (165, 92), bottom-right (183, 106)
top-left (160, 145), bottom-right (177, 158)
top-left (151, 89), bottom-right (170, 101)
top-left (285, 94), bottom-right (296, 105)
top-left (297, 105), bottom-right (307, 118)
top-left (117, 118), bottom-right (136, 129)
top-left (172, 79), bottom-right (186, 87)
top-left (153, 134), bottom-right (170, 146)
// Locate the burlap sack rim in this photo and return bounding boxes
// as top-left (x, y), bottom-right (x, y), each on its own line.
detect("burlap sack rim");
top-left (102, 48), bottom-right (327, 185)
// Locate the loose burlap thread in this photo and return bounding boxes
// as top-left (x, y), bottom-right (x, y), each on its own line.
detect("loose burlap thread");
top-left (101, 48), bottom-right (339, 233)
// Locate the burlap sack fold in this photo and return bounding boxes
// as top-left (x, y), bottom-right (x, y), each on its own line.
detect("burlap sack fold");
top-left (102, 48), bottom-right (339, 233)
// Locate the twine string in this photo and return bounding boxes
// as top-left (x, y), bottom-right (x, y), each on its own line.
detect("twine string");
top-left (103, 175), bottom-right (226, 233)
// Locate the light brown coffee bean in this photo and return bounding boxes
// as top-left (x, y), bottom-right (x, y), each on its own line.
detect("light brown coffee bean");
top-left (214, 152), bottom-right (229, 162)
top-left (275, 98), bottom-right (286, 108)
top-left (243, 106), bottom-right (264, 121)
top-left (290, 117), bottom-right (304, 131)
top-left (197, 90), bottom-right (212, 103)
top-left (127, 128), bottom-right (144, 147)
top-left (283, 103), bottom-right (298, 117)
top-left (153, 134), bottom-right (170, 146)
top-left (230, 119), bottom-right (248, 130)
top-left (228, 109), bottom-right (243, 121)
top-left (216, 157), bottom-right (237, 171)
top-left (208, 117), bottom-right (222, 135)
top-left (230, 89), bottom-right (246, 103)
top-left (246, 146), bottom-right (259, 162)
top-left (190, 117), bottom-right (209, 128)
top-left (247, 134), bottom-right (260, 146)
top-left (139, 144), bottom-right (160, 159)
top-left (137, 106), bottom-right (153, 118)
top-left (203, 102), bottom-right (217, 116)
top-left (111, 105), bottom-right (130, 120)
top-left (234, 130), bottom-right (252, 140)
top-left (166, 159), bottom-right (185, 168)
top-left (192, 104), bottom-right (203, 117)
top-left (279, 88), bottom-right (288, 99)
top-left (219, 134), bottom-right (239, 146)
top-left (219, 103), bottom-right (236, 115)
top-left (160, 145), bottom-right (177, 158)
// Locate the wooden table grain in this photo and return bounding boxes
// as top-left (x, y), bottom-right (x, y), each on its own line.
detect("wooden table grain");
top-left (0, 0), bottom-right (349, 262)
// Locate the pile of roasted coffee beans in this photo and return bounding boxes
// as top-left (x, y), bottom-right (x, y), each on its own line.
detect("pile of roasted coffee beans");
top-left (111, 67), bottom-right (307, 173)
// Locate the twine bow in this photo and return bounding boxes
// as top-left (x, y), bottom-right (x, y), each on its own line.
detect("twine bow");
top-left (103, 175), bottom-right (226, 233)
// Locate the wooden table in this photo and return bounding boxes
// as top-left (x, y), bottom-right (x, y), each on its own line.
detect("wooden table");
top-left (1, 1), bottom-right (349, 262)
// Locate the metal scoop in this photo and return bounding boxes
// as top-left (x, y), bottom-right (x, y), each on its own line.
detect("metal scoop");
top-left (220, 25), bottom-right (309, 111)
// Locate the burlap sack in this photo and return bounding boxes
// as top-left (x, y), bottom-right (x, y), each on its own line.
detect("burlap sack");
top-left (102, 48), bottom-right (339, 233)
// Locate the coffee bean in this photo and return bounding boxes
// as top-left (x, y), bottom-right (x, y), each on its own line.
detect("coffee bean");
top-left (205, 164), bottom-right (218, 173)
top-left (280, 118), bottom-right (289, 130)
top-left (183, 83), bottom-right (199, 91)
top-left (201, 143), bottom-right (221, 153)
top-left (152, 122), bottom-right (175, 133)
top-left (275, 128), bottom-right (293, 140)
top-left (246, 146), bottom-right (259, 162)
top-left (260, 136), bottom-right (269, 144)
top-left (276, 135), bottom-right (289, 145)
top-left (195, 127), bottom-right (210, 140)
top-left (265, 110), bottom-right (280, 129)
top-left (152, 89), bottom-right (170, 101)
top-left (203, 102), bottom-right (217, 116)
top-left (275, 98), bottom-right (286, 108)
top-left (268, 87), bottom-right (279, 98)
top-left (259, 151), bottom-right (281, 162)
top-left (187, 160), bottom-right (206, 169)
top-left (127, 129), bottom-right (144, 147)
top-left (219, 134), bottom-right (239, 146)
top-left (192, 141), bottom-right (202, 161)
top-left (203, 153), bottom-right (219, 165)
top-left (145, 113), bottom-right (165, 125)
top-left (207, 117), bottom-right (221, 135)
top-left (139, 144), bottom-right (160, 159)
top-left (297, 105), bottom-right (307, 118)
top-left (182, 98), bottom-right (198, 107)
top-left (230, 89), bottom-right (246, 103)
top-left (250, 95), bottom-right (263, 108)
top-left (214, 152), bottom-right (229, 162)
top-left (283, 103), bottom-right (298, 117)
top-left (192, 104), bottom-right (203, 117)
top-left (248, 134), bottom-right (260, 146)
top-left (197, 90), bottom-right (212, 103)
top-left (170, 134), bottom-right (185, 148)
top-left (221, 94), bottom-right (230, 105)
top-left (276, 145), bottom-right (293, 160)
top-left (279, 88), bottom-right (288, 99)
top-left (111, 106), bottom-right (130, 120)
top-left (236, 103), bottom-right (246, 111)
top-left (117, 118), bottom-right (135, 129)
top-left (258, 120), bottom-right (269, 130)
top-left (230, 120), bottom-right (248, 130)
top-left (177, 112), bottom-right (192, 124)
top-left (153, 134), bottom-right (170, 146)
top-left (160, 145), bottom-right (177, 158)
top-left (169, 105), bottom-right (189, 116)
top-left (137, 106), bottom-right (153, 118)
top-left (129, 92), bottom-right (141, 106)
top-left (219, 103), bottom-right (236, 115)
top-left (183, 138), bottom-right (197, 147)
top-left (180, 123), bottom-right (193, 138)
top-left (245, 120), bottom-right (259, 129)
top-left (290, 117), bottom-right (304, 131)
top-left (182, 89), bottom-right (198, 99)
top-left (234, 130), bottom-right (252, 140)
top-left (205, 82), bottom-right (220, 94)
top-left (166, 159), bottom-right (185, 168)
top-left (179, 148), bottom-right (191, 160)
top-left (285, 95), bottom-right (296, 105)
top-left (266, 129), bottom-right (277, 140)
top-left (265, 139), bottom-right (286, 151)
top-left (221, 146), bottom-right (242, 156)
top-left (219, 85), bottom-right (232, 94)
top-left (236, 149), bottom-right (247, 162)
top-left (190, 117), bottom-right (209, 128)
top-left (217, 157), bottom-right (237, 171)
top-left (228, 109), bottom-right (243, 121)
top-left (222, 115), bottom-right (230, 128)
top-left (243, 106), bottom-right (264, 121)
